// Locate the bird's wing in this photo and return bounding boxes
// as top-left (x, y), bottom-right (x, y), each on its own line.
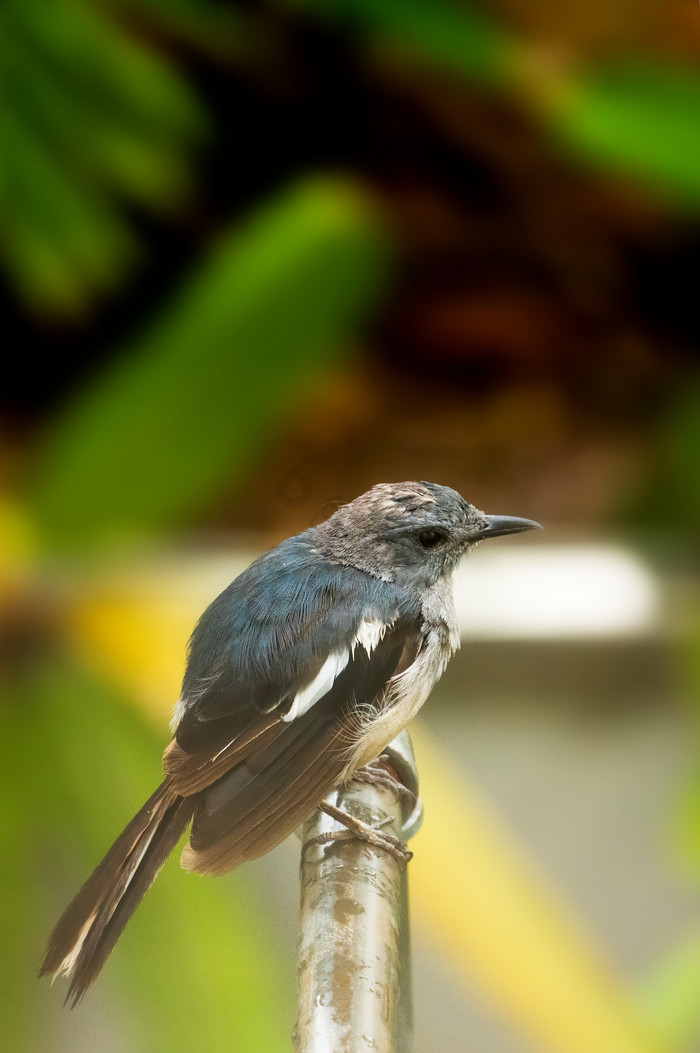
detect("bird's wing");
top-left (163, 558), bottom-right (422, 874)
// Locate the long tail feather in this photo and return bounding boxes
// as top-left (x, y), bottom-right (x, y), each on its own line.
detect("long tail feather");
top-left (40, 781), bottom-right (195, 1005)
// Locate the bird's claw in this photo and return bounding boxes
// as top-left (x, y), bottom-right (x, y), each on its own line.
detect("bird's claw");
top-left (306, 800), bottom-right (413, 867)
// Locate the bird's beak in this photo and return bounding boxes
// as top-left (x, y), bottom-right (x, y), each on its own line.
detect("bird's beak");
top-left (478, 514), bottom-right (542, 539)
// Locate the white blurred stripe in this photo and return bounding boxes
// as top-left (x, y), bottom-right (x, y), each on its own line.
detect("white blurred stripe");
top-left (453, 545), bottom-right (659, 640)
top-left (99, 541), bottom-right (660, 644)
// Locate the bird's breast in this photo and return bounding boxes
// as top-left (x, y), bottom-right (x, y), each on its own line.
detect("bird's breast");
top-left (340, 617), bottom-right (456, 782)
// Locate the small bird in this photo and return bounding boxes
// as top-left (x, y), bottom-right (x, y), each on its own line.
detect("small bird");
top-left (41, 481), bottom-right (539, 1003)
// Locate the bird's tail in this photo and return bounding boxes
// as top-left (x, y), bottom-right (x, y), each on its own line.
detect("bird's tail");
top-left (40, 781), bottom-right (195, 1005)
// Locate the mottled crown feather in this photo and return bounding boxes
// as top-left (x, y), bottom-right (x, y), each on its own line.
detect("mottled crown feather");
top-left (321, 480), bottom-right (475, 536)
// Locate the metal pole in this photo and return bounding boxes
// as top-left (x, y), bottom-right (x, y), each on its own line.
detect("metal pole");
top-left (294, 732), bottom-right (422, 1053)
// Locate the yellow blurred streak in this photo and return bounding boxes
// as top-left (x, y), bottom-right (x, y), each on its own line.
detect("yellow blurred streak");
top-left (410, 727), bottom-right (671, 1053)
top-left (64, 550), bottom-right (253, 722)
top-left (68, 590), bottom-right (189, 721)
top-left (65, 560), bottom-right (203, 722)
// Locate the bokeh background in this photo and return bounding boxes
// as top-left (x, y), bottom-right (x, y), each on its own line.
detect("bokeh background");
top-left (3, 1), bottom-right (700, 1050)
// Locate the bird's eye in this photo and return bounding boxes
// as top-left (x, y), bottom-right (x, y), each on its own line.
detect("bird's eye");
top-left (417, 528), bottom-right (446, 549)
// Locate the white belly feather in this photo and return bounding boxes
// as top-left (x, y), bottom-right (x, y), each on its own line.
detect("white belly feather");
top-left (340, 579), bottom-right (460, 781)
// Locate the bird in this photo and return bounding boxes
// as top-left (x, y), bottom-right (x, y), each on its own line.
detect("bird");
top-left (41, 480), bottom-right (540, 1004)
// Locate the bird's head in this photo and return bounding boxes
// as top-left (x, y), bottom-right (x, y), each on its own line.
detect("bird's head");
top-left (314, 481), bottom-right (541, 589)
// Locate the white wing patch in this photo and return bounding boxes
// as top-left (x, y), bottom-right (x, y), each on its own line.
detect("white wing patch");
top-left (353, 617), bottom-right (387, 655)
top-left (282, 650), bottom-right (350, 722)
top-left (282, 616), bottom-right (391, 724)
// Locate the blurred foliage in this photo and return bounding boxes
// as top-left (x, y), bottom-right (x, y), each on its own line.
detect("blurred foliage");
top-left (104, 0), bottom-right (248, 50)
top-left (0, 0), bottom-right (216, 312)
top-left (3, 0), bottom-right (700, 317)
top-left (292, 1), bottom-right (700, 206)
top-left (550, 62), bottom-right (700, 207)
top-left (29, 179), bottom-right (388, 549)
top-left (289, 0), bottom-right (510, 83)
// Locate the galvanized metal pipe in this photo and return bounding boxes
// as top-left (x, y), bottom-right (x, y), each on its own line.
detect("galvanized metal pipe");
top-left (294, 732), bottom-right (421, 1053)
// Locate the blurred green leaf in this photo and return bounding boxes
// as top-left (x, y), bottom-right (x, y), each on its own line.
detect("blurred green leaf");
top-left (0, 98), bottom-right (138, 312)
top-left (0, 0), bottom-right (208, 313)
top-left (637, 933), bottom-right (700, 1051)
top-left (15, 1), bottom-right (205, 137)
top-left (549, 62), bottom-right (700, 206)
top-left (10, 18), bottom-right (196, 206)
top-left (29, 178), bottom-right (389, 549)
top-left (287, 0), bottom-right (509, 83)
top-left (104, 0), bottom-right (250, 56)
top-left (1, 659), bottom-right (292, 1052)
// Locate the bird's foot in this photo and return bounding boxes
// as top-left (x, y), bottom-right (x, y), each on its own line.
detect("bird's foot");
top-left (301, 815), bottom-right (394, 857)
top-left (303, 800), bottom-right (413, 867)
top-left (350, 759), bottom-right (417, 810)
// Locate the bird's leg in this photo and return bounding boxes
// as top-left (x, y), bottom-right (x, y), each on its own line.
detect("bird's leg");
top-left (313, 800), bottom-right (413, 866)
